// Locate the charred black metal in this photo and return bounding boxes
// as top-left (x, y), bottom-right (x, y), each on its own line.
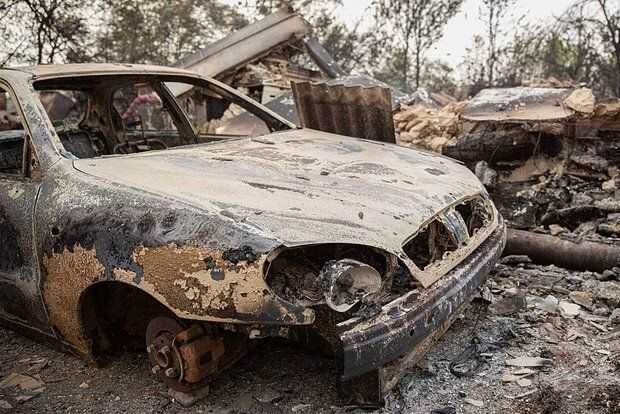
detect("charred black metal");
top-left (0, 64), bottom-right (505, 406)
top-left (223, 246), bottom-right (259, 264)
top-left (338, 221), bottom-right (506, 383)
top-left (0, 206), bottom-right (23, 272)
top-left (265, 244), bottom-right (393, 306)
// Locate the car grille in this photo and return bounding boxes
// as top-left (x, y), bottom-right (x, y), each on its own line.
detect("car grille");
top-left (403, 196), bottom-right (494, 274)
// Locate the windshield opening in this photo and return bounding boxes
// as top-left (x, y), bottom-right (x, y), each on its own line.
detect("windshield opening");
top-left (33, 74), bottom-right (290, 159)
top-left (166, 82), bottom-right (271, 137)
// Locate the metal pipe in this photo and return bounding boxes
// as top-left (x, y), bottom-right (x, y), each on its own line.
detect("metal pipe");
top-left (504, 228), bottom-right (620, 272)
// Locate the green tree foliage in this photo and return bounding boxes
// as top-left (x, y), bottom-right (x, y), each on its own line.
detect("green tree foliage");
top-left (420, 60), bottom-right (458, 95)
top-left (238, 0), bottom-right (370, 74)
top-left (461, 35), bottom-right (488, 96)
top-left (97, 0), bottom-right (248, 66)
top-left (578, 0), bottom-right (620, 95)
top-left (307, 7), bottom-right (373, 73)
top-left (462, 0), bottom-right (620, 97)
top-left (371, 47), bottom-right (410, 91)
top-left (3, 0), bottom-right (620, 98)
top-left (371, 0), bottom-right (463, 91)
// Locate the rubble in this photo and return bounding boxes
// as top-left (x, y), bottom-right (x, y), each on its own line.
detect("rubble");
top-left (563, 88), bottom-right (595, 113)
top-left (505, 356), bottom-right (552, 368)
top-left (394, 85), bottom-right (620, 276)
top-left (536, 295), bottom-right (559, 314)
top-left (489, 293), bottom-right (526, 315)
top-left (558, 301), bottom-right (581, 318)
top-left (522, 76), bottom-right (578, 89)
top-left (393, 102), bottom-right (465, 150)
top-left (569, 291), bottom-right (594, 309)
top-left (610, 309), bottom-right (620, 324)
top-left (463, 398), bottom-right (484, 408)
top-left (0, 373), bottom-right (45, 392)
top-left (0, 257), bottom-right (618, 413)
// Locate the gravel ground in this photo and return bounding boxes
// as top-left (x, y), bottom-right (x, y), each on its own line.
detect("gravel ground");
top-left (0, 263), bottom-right (619, 414)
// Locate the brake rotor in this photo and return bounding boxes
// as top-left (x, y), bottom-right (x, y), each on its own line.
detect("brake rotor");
top-left (146, 316), bottom-right (203, 392)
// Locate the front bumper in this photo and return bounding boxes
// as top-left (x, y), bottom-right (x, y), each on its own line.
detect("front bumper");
top-left (337, 220), bottom-right (506, 383)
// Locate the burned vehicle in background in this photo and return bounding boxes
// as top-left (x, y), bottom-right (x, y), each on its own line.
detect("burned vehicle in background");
top-left (0, 64), bottom-right (505, 402)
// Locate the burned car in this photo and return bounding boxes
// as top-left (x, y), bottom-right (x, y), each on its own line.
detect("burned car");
top-left (0, 64), bottom-right (505, 402)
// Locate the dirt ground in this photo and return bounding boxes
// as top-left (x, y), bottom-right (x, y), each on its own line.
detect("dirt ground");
top-left (1, 261), bottom-right (619, 414)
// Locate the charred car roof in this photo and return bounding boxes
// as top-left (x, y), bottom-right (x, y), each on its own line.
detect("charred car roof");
top-left (9, 63), bottom-right (201, 80)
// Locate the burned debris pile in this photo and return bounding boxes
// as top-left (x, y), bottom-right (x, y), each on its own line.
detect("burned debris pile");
top-left (394, 101), bottom-right (465, 152)
top-left (387, 253), bottom-right (620, 413)
top-left (395, 86), bottom-right (620, 271)
top-left (388, 86), bottom-right (620, 411)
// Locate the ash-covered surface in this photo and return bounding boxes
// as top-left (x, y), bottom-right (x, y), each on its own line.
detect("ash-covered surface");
top-left (1, 260), bottom-right (618, 413)
top-left (382, 258), bottom-right (620, 414)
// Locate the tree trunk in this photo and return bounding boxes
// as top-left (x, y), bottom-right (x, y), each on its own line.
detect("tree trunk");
top-left (488, 4), bottom-right (495, 85)
top-left (36, 25), bottom-right (43, 64)
top-left (597, 0), bottom-right (620, 95)
top-left (414, 43), bottom-right (421, 90)
top-left (402, 41), bottom-right (409, 91)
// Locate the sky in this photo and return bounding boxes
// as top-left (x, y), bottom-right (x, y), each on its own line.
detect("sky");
top-left (333, 0), bottom-right (575, 66)
top-left (222, 0), bottom-right (578, 70)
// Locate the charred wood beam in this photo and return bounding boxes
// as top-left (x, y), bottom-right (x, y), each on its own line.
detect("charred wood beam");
top-left (304, 38), bottom-right (346, 79)
top-left (540, 206), bottom-right (606, 230)
top-left (442, 127), bottom-right (558, 164)
top-left (504, 229), bottom-right (620, 272)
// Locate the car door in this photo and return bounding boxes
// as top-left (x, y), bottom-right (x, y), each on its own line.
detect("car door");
top-left (0, 82), bottom-right (49, 334)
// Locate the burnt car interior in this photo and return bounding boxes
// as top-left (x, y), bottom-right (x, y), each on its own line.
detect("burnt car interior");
top-left (31, 75), bottom-right (290, 160)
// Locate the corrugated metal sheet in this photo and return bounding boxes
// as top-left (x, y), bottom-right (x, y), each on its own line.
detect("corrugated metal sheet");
top-left (291, 81), bottom-right (396, 143)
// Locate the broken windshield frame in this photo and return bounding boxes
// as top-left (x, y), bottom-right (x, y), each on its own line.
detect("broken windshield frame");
top-left (161, 76), bottom-right (296, 136)
top-left (31, 73), bottom-right (296, 160)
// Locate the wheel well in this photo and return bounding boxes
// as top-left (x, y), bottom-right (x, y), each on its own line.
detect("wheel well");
top-left (79, 281), bottom-right (176, 358)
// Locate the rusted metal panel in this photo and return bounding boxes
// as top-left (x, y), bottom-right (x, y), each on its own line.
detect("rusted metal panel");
top-left (291, 81), bottom-right (396, 143)
top-left (338, 222), bottom-right (506, 381)
top-left (0, 64), bottom-right (504, 392)
top-left (261, 75), bottom-right (410, 125)
top-left (72, 129), bottom-right (496, 288)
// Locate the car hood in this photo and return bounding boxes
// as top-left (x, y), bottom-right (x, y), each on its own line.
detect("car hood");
top-left (74, 129), bottom-right (485, 254)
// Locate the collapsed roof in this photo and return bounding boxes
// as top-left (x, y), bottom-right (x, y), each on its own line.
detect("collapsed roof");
top-left (172, 9), bottom-right (345, 103)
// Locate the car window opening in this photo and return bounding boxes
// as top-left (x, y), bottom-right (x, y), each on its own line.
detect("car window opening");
top-left (0, 86), bottom-right (26, 176)
top-left (33, 75), bottom-right (286, 160)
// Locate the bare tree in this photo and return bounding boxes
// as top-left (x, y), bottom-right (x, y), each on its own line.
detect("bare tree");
top-left (480, 0), bottom-right (516, 85)
top-left (462, 34), bottom-right (488, 95)
top-left (0, 0), bottom-right (89, 65)
top-left (561, 0), bottom-right (620, 95)
top-left (549, 2), bottom-right (598, 84)
top-left (594, 0), bottom-right (620, 93)
top-left (371, 0), bottom-right (463, 90)
top-left (26, 0), bottom-right (89, 63)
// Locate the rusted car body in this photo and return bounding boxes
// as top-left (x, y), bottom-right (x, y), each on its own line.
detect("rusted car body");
top-left (0, 64), bottom-right (505, 401)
